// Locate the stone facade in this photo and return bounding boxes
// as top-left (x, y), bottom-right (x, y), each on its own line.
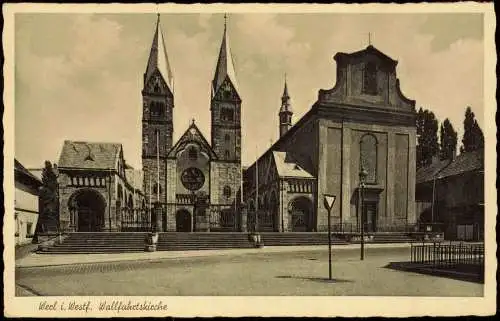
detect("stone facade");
top-left (141, 17), bottom-right (243, 232)
top-left (244, 45), bottom-right (417, 233)
top-left (56, 141), bottom-right (145, 232)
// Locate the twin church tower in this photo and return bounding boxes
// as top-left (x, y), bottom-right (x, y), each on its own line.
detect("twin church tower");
top-left (141, 14), bottom-right (293, 217)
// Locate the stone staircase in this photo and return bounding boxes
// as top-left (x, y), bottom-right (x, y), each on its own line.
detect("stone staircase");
top-left (260, 232), bottom-right (349, 246)
top-left (156, 233), bottom-right (254, 251)
top-left (37, 231), bottom-right (415, 254)
top-left (38, 232), bottom-right (148, 254)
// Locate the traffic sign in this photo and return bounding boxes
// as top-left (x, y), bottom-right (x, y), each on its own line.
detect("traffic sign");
top-left (323, 194), bottom-right (336, 211)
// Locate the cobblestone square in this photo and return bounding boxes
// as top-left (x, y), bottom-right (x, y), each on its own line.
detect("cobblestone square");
top-left (16, 247), bottom-right (483, 296)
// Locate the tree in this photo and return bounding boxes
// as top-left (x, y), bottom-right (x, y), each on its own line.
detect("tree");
top-left (439, 118), bottom-right (458, 160)
top-left (416, 108), bottom-right (440, 168)
top-left (33, 161), bottom-right (60, 243)
top-left (460, 106), bottom-right (484, 153)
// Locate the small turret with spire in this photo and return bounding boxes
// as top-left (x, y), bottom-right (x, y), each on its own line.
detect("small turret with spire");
top-left (279, 74), bottom-right (293, 137)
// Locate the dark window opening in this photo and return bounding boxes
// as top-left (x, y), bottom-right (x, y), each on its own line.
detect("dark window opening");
top-left (224, 134), bottom-right (230, 142)
top-left (225, 150), bottom-right (230, 159)
top-left (223, 186), bottom-right (232, 198)
top-left (188, 147), bottom-right (197, 161)
top-left (153, 183), bottom-right (162, 195)
top-left (360, 134), bottom-right (378, 184)
top-left (150, 101), bottom-right (164, 117)
top-left (363, 62), bottom-right (378, 95)
top-left (221, 108), bottom-right (234, 122)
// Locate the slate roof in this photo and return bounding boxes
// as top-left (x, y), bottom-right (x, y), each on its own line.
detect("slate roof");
top-left (212, 19), bottom-right (239, 97)
top-left (58, 140), bottom-right (122, 170)
top-left (14, 159), bottom-right (43, 186)
top-left (416, 149), bottom-right (484, 184)
top-left (145, 15), bottom-right (174, 91)
top-left (438, 149), bottom-right (484, 178)
top-left (416, 158), bottom-right (450, 184)
top-left (272, 151), bottom-right (314, 179)
top-left (334, 45), bottom-right (398, 68)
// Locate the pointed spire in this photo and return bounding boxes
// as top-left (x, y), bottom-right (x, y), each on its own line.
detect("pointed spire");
top-left (145, 14), bottom-right (174, 92)
top-left (280, 74), bottom-right (292, 113)
top-left (212, 13), bottom-right (239, 98)
top-left (282, 73), bottom-right (289, 99)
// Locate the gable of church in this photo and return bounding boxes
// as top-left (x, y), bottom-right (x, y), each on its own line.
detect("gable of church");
top-left (167, 123), bottom-right (218, 160)
top-left (318, 45), bottom-right (415, 112)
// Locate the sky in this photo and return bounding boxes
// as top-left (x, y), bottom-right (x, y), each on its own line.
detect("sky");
top-left (14, 12), bottom-right (485, 169)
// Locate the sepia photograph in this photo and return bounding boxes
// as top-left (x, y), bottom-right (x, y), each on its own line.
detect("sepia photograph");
top-left (3, 2), bottom-right (496, 317)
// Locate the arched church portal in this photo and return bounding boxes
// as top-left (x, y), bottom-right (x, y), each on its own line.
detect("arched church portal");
top-left (176, 209), bottom-right (192, 232)
top-left (69, 189), bottom-right (106, 232)
top-left (289, 197), bottom-right (313, 232)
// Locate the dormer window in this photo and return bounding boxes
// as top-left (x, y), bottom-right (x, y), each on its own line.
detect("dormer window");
top-left (363, 62), bottom-right (378, 95)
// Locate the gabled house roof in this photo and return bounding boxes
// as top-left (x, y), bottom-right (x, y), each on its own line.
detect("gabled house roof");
top-left (416, 149), bottom-right (484, 184)
top-left (58, 140), bottom-right (122, 170)
top-left (438, 149), bottom-right (484, 178)
top-left (14, 159), bottom-right (43, 189)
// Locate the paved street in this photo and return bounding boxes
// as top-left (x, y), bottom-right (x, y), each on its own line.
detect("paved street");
top-left (15, 246), bottom-right (483, 296)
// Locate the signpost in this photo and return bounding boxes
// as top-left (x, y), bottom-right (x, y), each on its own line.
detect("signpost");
top-left (323, 194), bottom-right (336, 280)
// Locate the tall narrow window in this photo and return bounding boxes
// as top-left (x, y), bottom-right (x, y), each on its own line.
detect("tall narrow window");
top-left (363, 62), bottom-right (378, 95)
top-left (360, 134), bottom-right (378, 184)
top-left (225, 150), bottom-right (230, 159)
top-left (150, 101), bottom-right (164, 116)
top-left (224, 134), bottom-right (230, 142)
top-left (221, 108), bottom-right (234, 121)
top-left (188, 147), bottom-right (197, 161)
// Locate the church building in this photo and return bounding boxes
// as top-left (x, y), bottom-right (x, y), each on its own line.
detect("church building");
top-left (50, 16), bottom-right (417, 235)
top-left (142, 15), bottom-right (243, 232)
top-left (243, 45), bottom-right (417, 233)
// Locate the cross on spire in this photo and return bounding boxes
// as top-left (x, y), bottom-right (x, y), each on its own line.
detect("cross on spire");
top-left (368, 32), bottom-right (372, 46)
top-left (224, 13), bottom-right (228, 29)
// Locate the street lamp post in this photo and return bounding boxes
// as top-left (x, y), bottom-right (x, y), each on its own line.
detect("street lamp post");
top-left (359, 166), bottom-right (368, 261)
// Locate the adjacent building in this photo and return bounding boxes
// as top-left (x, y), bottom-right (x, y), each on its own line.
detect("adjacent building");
top-left (416, 149), bottom-right (484, 241)
top-left (56, 141), bottom-right (145, 232)
top-left (14, 159), bottom-right (42, 244)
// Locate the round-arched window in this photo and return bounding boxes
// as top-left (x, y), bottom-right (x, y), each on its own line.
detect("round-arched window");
top-left (223, 186), bottom-right (231, 198)
top-left (153, 183), bottom-right (162, 195)
top-left (360, 134), bottom-right (378, 184)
